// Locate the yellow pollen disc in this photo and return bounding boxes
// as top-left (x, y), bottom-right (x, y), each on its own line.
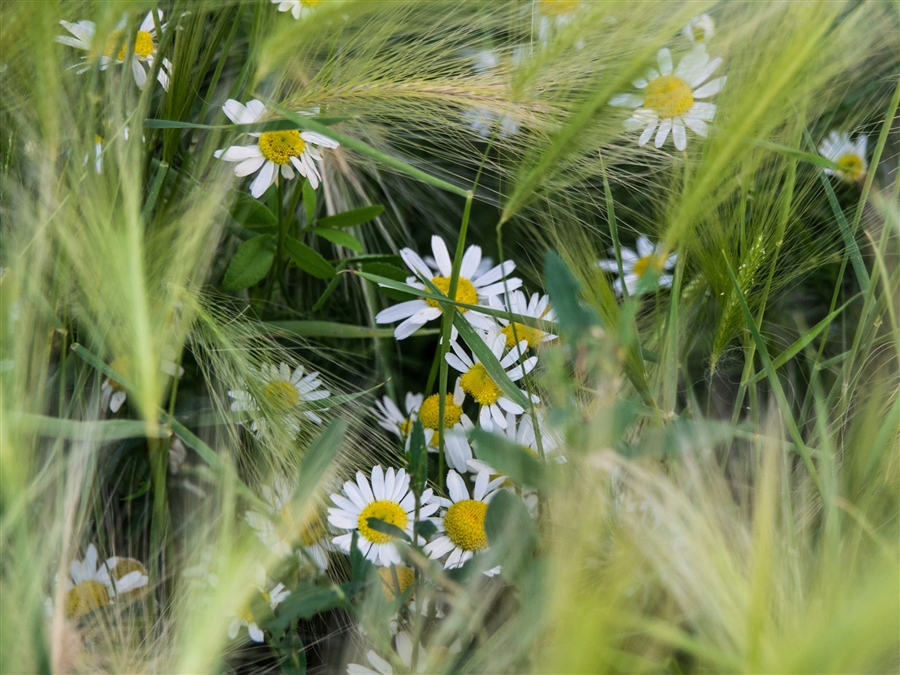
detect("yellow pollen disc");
top-left (358, 500), bottom-right (408, 544)
top-left (501, 322), bottom-right (544, 350)
top-left (262, 380), bottom-right (300, 411)
top-left (418, 393), bottom-right (463, 431)
top-left (459, 363), bottom-right (502, 406)
top-left (444, 499), bottom-right (488, 552)
top-left (258, 130), bottom-right (306, 165)
top-left (425, 276), bottom-right (478, 313)
top-left (107, 356), bottom-right (130, 392)
top-left (377, 565), bottom-right (416, 601)
top-left (643, 75), bottom-right (694, 119)
top-left (109, 558), bottom-right (148, 600)
top-left (836, 153), bottom-right (865, 181)
top-left (65, 580), bottom-right (111, 619)
top-left (633, 254), bottom-right (665, 278)
top-left (538, 0), bottom-right (580, 16)
top-left (105, 30), bottom-right (155, 61)
top-left (302, 0), bottom-right (321, 6)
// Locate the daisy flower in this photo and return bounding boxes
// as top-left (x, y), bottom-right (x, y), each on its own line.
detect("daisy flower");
top-left (491, 290), bottom-right (557, 351)
top-left (445, 330), bottom-right (539, 432)
top-left (598, 235), bottom-right (677, 297)
top-left (375, 235), bottom-right (521, 340)
top-left (228, 362), bottom-right (330, 438)
top-left (272, 0), bottom-right (322, 20)
top-left (101, 555), bottom-right (150, 602)
top-left (327, 466), bottom-right (439, 567)
top-left (245, 476), bottom-right (331, 570)
top-left (228, 582), bottom-right (290, 643)
top-left (56, 11), bottom-right (171, 91)
top-left (610, 46), bottom-right (726, 151)
top-left (214, 99), bottom-right (340, 198)
top-left (417, 380), bottom-right (475, 473)
top-left (683, 14), bottom-right (715, 44)
top-left (424, 469), bottom-right (505, 576)
top-left (818, 131), bottom-right (868, 183)
top-left (61, 544), bottom-right (148, 620)
top-left (372, 392), bottom-right (424, 445)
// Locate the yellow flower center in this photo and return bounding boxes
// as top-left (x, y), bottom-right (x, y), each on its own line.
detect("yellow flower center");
top-left (377, 565), bottom-right (416, 601)
top-left (107, 356), bottom-right (130, 392)
top-left (65, 580), bottom-right (111, 619)
top-left (262, 380), bottom-right (300, 411)
top-left (418, 393), bottom-right (463, 431)
top-left (633, 254), bottom-right (665, 278)
top-left (444, 499), bottom-right (488, 552)
top-left (358, 500), bottom-right (408, 544)
top-left (104, 30), bottom-right (155, 61)
top-left (302, 0), bottom-right (321, 6)
top-left (459, 363), bottom-right (502, 406)
top-left (425, 276), bottom-right (478, 313)
top-left (258, 130), bottom-right (306, 165)
top-left (538, 0), bottom-right (580, 16)
top-left (836, 153), bottom-right (865, 181)
top-left (108, 558), bottom-right (148, 600)
top-left (643, 75), bottom-right (694, 119)
top-left (501, 322), bottom-right (544, 350)
top-left (239, 606), bottom-right (254, 622)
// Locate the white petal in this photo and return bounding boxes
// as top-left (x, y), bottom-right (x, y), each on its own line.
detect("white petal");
top-left (300, 131), bottom-right (339, 149)
top-left (692, 77), bottom-right (726, 99)
top-left (460, 245), bottom-right (482, 278)
top-left (672, 119), bottom-right (687, 151)
top-left (639, 121), bottom-right (658, 146)
top-left (400, 248), bottom-right (433, 278)
top-left (431, 236), bottom-right (453, 276)
top-left (446, 470), bottom-right (469, 503)
top-left (376, 299), bottom-right (427, 324)
top-left (219, 145), bottom-right (262, 162)
top-left (682, 116), bottom-right (709, 137)
top-left (655, 119), bottom-right (672, 148)
top-left (609, 93), bottom-right (643, 108)
top-left (132, 60), bottom-right (147, 90)
top-left (249, 161), bottom-right (276, 198)
top-left (657, 48), bottom-right (673, 76)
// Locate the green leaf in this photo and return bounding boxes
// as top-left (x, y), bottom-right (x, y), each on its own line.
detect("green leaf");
top-left (360, 263), bottom-right (416, 302)
top-left (366, 518), bottom-right (411, 543)
top-left (414, 519), bottom-right (437, 540)
top-left (294, 420), bottom-right (347, 501)
top-left (284, 236), bottom-right (336, 279)
top-left (484, 490), bottom-right (538, 584)
top-left (302, 179), bottom-right (316, 225)
top-left (223, 235), bottom-right (276, 290)
top-left (543, 250), bottom-right (601, 339)
top-left (10, 413), bottom-right (168, 441)
top-left (350, 531), bottom-right (372, 582)
top-left (470, 427), bottom-right (547, 491)
top-left (271, 584), bottom-right (343, 629)
top-left (311, 227), bottom-right (363, 253)
top-left (264, 320), bottom-right (410, 339)
top-left (345, 254), bottom-right (404, 266)
top-left (228, 189), bottom-right (278, 229)
top-left (452, 313), bottom-right (531, 409)
top-left (317, 205), bottom-right (384, 229)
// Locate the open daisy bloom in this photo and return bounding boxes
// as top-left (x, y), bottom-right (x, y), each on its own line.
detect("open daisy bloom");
top-left (598, 235), bottom-right (677, 297)
top-left (492, 290), bottom-right (557, 351)
top-left (245, 476), bottom-right (331, 571)
top-left (327, 466), bottom-right (439, 567)
top-left (424, 469), bottom-right (505, 576)
top-left (272, 0), bottom-right (322, 20)
top-left (56, 11), bottom-right (171, 91)
top-left (214, 99), bottom-right (340, 198)
top-left (228, 362), bottom-right (330, 438)
top-left (62, 544), bottom-right (148, 620)
top-left (376, 235), bottom-right (521, 340)
top-left (683, 14), bottom-right (715, 44)
top-left (228, 582), bottom-right (290, 643)
top-left (445, 330), bottom-right (538, 431)
top-left (818, 131), bottom-right (868, 183)
top-left (372, 392), bottom-right (424, 445)
top-left (417, 381), bottom-right (476, 473)
top-left (610, 46), bottom-right (726, 151)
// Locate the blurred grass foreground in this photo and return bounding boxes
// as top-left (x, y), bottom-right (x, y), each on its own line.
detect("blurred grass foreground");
top-left (1, 1), bottom-right (898, 673)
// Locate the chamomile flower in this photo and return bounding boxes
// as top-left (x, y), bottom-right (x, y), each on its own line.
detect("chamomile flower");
top-left (56, 11), bottom-right (171, 91)
top-left (598, 236), bottom-right (677, 296)
top-left (375, 235), bottom-right (521, 340)
top-left (245, 476), bottom-right (331, 570)
top-left (228, 582), bottom-right (290, 643)
top-left (272, 0), bottom-right (322, 20)
top-left (418, 381), bottom-right (476, 473)
top-left (327, 466), bottom-right (439, 567)
top-left (101, 556), bottom-right (150, 602)
top-left (373, 392), bottom-right (425, 445)
top-left (424, 469), bottom-right (505, 576)
top-left (491, 290), bottom-right (557, 351)
top-left (610, 46), bottom-right (726, 151)
top-left (228, 362), bottom-right (330, 438)
top-left (683, 14), bottom-right (715, 44)
top-left (61, 544), bottom-right (148, 620)
top-left (214, 99), bottom-right (340, 198)
top-left (818, 131), bottom-right (868, 183)
top-left (445, 330), bottom-right (539, 432)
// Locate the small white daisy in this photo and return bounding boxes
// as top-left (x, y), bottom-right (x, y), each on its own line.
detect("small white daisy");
top-left (228, 581), bottom-right (290, 643)
top-left (327, 466), bottom-right (439, 567)
top-left (598, 235), bottom-right (677, 297)
top-left (214, 99), bottom-right (340, 198)
top-left (228, 362), bottom-right (330, 438)
top-left (372, 392), bottom-right (424, 445)
top-left (56, 11), bottom-right (172, 91)
top-left (416, 380), bottom-right (476, 473)
top-left (683, 14), bottom-right (715, 44)
top-left (245, 476), bottom-right (331, 571)
top-left (445, 330), bottom-right (539, 432)
top-left (818, 131), bottom-right (868, 183)
top-left (375, 235), bottom-right (521, 340)
top-left (610, 45), bottom-right (726, 151)
top-left (424, 469), bottom-right (505, 576)
top-left (272, 0), bottom-right (322, 20)
top-left (61, 544), bottom-right (148, 620)
top-left (491, 290), bottom-right (557, 351)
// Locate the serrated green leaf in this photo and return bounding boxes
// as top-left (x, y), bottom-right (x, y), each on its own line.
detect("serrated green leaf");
top-left (228, 189), bottom-right (277, 228)
top-left (223, 235), bottom-right (276, 290)
top-left (284, 237), bottom-right (336, 279)
top-left (317, 205), bottom-right (384, 229)
top-left (311, 227), bottom-right (363, 253)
